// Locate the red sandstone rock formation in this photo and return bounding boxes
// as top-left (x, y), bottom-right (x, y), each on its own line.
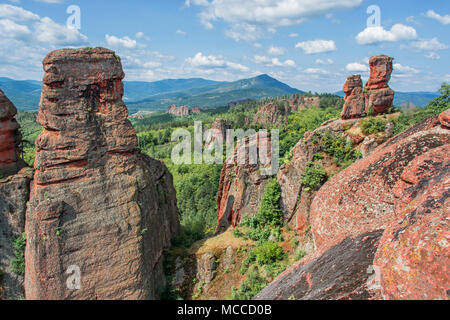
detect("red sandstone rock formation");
top-left (168, 105), bottom-right (189, 116)
top-left (340, 55), bottom-right (395, 120)
top-left (341, 75), bottom-right (366, 119)
top-left (365, 55), bottom-right (395, 114)
top-left (191, 106), bottom-right (201, 114)
top-left (0, 89), bottom-right (25, 176)
top-left (216, 133), bottom-right (273, 233)
top-left (24, 48), bottom-right (180, 300)
top-left (257, 112), bottom-right (449, 300)
top-left (253, 102), bottom-right (290, 126)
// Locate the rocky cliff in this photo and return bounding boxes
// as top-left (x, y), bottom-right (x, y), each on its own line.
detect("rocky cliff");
top-left (0, 90), bottom-right (32, 300)
top-left (255, 110), bottom-right (449, 300)
top-left (24, 48), bottom-right (180, 300)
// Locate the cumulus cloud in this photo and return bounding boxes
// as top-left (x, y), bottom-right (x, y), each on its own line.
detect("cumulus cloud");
top-left (295, 40), bottom-right (336, 54)
top-left (254, 55), bottom-right (295, 68)
top-left (394, 63), bottom-right (420, 74)
top-left (356, 24), bottom-right (417, 45)
top-left (411, 38), bottom-right (448, 51)
top-left (346, 62), bottom-right (369, 72)
top-left (105, 34), bottom-right (137, 49)
top-left (315, 58), bottom-right (334, 65)
top-left (186, 52), bottom-right (249, 72)
top-left (0, 19), bottom-right (32, 39)
top-left (304, 68), bottom-right (329, 75)
top-left (267, 46), bottom-right (285, 56)
top-left (224, 23), bottom-right (262, 41)
top-left (35, 17), bottom-right (88, 46)
top-left (0, 4), bottom-right (40, 21)
top-left (425, 10), bottom-right (450, 25)
top-left (188, 0), bottom-right (362, 40)
top-left (425, 52), bottom-right (440, 60)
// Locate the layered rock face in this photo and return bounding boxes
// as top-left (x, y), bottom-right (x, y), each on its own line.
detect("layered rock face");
top-left (257, 111), bottom-right (449, 300)
top-left (365, 55), bottom-right (395, 114)
top-left (253, 102), bottom-right (290, 127)
top-left (24, 48), bottom-right (180, 300)
top-left (0, 168), bottom-right (33, 300)
top-left (216, 133), bottom-right (273, 233)
top-left (0, 89), bottom-right (25, 176)
top-left (341, 55), bottom-right (395, 119)
top-left (341, 75), bottom-right (365, 119)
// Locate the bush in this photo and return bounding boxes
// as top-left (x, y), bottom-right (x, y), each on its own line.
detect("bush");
top-left (360, 117), bottom-right (387, 135)
top-left (253, 242), bottom-right (285, 265)
top-left (11, 233), bottom-right (26, 275)
top-left (301, 162), bottom-right (327, 191)
top-left (321, 133), bottom-right (362, 167)
top-left (257, 179), bottom-right (283, 227)
top-left (231, 267), bottom-right (267, 300)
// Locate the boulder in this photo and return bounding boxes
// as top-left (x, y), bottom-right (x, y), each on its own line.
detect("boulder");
top-left (24, 48), bottom-right (180, 300)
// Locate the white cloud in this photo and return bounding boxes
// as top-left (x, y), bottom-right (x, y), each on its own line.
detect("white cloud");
top-left (304, 68), bottom-right (329, 75)
top-left (267, 46), bottom-right (285, 56)
top-left (105, 34), bottom-right (137, 49)
top-left (295, 39), bottom-right (336, 54)
top-left (425, 52), bottom-right (440, 60)
top-left (346, 62), bottom-right (369, 72)
top-left (289, 33), bottom-right (299, 38)
top-left (189, 0), bottom-right (362, 28)
top-left (35, 17), bottom-right (88, 46)
top-left (356, 24), bottom-right (417, 45)
top-left (224, 23), bottom-right (262, 41)
top-left (176, 29), bottom-right (187, 36)
top-left (0, 4), bottom-right (40, 21)
top-left (186, 52), bottom-right (249, 72)
top-left (411, 38), bottom-right (448, 51)
top-left (253, 55), bottom-right (295, 68)
top-left (315, 58), bottom-right (334, 65)
top-left (0, 19), bottom-right (32, 39)
top-left (394, 63), bottom-right (420, 74)
top-left (425, 10), bottom-right (450, 25)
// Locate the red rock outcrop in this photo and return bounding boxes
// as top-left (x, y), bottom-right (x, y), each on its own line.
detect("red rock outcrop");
top-left (0, 89), bottom-right (25, 176)
top-left (24, 48), bottom-right (180, 300)
top-left (340, 55), bottom-right (395, 120)
top-left (341, 75), bottom-right (366, 119)
top-left (216, 133), bottom-right (274, 233)
top-left (168, 105), bottom-right (189, 116)
top-left (191, 106), bottom-right (201, 114)
top-left (258, 112), bottom-right (449, 300)
top-left (439, 109), bottom-right (450, 128)
top-left (278, 115), bottom-right (396, 233)
top-left (365, 55), bottom-right (395, 114)
top-left (253, 102), bottom-right (290, 127)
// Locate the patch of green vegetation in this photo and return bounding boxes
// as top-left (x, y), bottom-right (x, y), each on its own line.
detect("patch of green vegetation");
top-left (231, 266), bottom-right (268, 300)
top-left (321, 132), bottom-right (362, 168)
top-left (11, 233), bottom-right (26, 275)
top-left (360, 117), bottom-right (387, 135)
top-left (301, 161), bottom-right (328, 191)
top-left (253, 241), bottom-right (285, 265)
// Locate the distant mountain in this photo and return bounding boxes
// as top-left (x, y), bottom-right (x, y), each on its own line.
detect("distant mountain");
top-left (335, 90), bottom-right (440, 108)
top-left (127, 74), bottom-right (303, 113)
top-left (123, 78), bottom-right (223, 102)
top-left (0, 77), bottom-right (42, 111)
top-left (0, 74), bottom-right (301, 112)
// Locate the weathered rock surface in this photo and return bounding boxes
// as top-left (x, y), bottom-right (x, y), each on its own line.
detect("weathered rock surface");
top-left (259, 114), bottom-right (449, 300)
top-left (440, 109), bottom-right (450, 128)
top-left (0, 168), bottom-right (33, 300)
top-left (341, 75), bottom-right (366, 119)
top-left (365, 55), bottom-right (395, 114)
top-left (0, 89), bottom-right (25, 176)
top-left (216, 133), bottom-right (274, 233)
top-left (24, 48), bottom-right (180, 300)
top-left (253, 102), bottom-right (290, 127)
top-left (197, 253), bottom-right (217, 284)
top-left (254, 230), bottom-right (384, 300)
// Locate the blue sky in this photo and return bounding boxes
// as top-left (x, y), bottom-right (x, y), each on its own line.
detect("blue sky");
top-left (0, 0), bottom-right (449, 92)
